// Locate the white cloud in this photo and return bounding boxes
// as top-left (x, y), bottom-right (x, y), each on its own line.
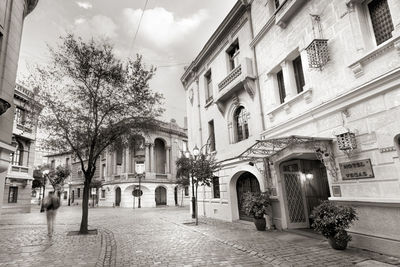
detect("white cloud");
top-left (76, 1), bottom-right (92, 9)
top-left (74, 18), bottom-right (86, 25)
top-left (122, 7), bottom-right (208, 48)
top-left (72, 15), bottom-right (118, 39)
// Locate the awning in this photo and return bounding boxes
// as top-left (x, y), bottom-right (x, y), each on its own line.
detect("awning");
top-left (238, 135), bottom-right (332, 160)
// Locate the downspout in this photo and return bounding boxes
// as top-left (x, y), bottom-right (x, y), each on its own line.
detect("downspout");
top-left (196, 77), bottom-right (203, 147)
top-left (247, 3), bottom-right (266, 132)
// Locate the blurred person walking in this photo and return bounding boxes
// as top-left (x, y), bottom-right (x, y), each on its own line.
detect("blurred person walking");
top-left (43, 191), bottom-right (60, 237)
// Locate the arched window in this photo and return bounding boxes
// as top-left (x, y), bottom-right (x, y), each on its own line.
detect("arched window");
top-left (154, 138), bottom-right (166, 174)
top-left (395, 134), bottom-right (400, 158)
top-left (234, 106), bottom-right (249, 142)
top-left (11, 141), bottom-right (24, 166)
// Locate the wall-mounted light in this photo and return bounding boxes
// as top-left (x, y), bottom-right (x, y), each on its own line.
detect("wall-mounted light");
top-left (305, 173), bottom-right (314, 180)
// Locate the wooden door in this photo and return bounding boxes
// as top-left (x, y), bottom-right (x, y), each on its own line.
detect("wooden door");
top-left (236, 172), bottom-right (260, 221)
top-left (281, 160), bottom-right (309, 229)
top-left (155, 187), bottom-right (166, 205)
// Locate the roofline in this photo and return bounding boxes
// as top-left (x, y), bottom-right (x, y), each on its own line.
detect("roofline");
top-left (180, 0), bottom-right (248, 85)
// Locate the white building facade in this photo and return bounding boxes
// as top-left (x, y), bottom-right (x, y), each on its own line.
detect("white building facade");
top-left (182, 0), bottom-right (400, 257)
top-left (99, 120), bottom-right (190, 208)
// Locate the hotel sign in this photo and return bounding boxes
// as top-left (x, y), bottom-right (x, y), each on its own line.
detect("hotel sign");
top-left (339, 159), bottom-right (374, 180)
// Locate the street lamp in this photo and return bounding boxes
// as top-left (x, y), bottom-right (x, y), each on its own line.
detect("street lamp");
top-left (135, 161), bottom-right (145, 208)
top-left (186, 145), bottom-right (199, 219)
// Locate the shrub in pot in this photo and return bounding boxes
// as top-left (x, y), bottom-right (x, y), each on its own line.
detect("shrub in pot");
top-left (310, 200), bottom-right (358, 250)
top-left (241, 191), bottom-right (271, 231)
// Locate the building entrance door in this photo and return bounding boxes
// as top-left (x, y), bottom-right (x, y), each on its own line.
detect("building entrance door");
top-left (115, 187), bottom-right (121, 206)
top-left (281, 159), bottom-right (330, 229)
top-left (236, 172), bottom-right (260, 221)
top-left (155, 186), bottom-right (166, 205)
top-left (174, 186), bottom-right (178, 206)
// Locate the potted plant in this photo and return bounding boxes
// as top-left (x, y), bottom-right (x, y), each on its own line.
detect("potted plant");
top-left (242, 191), bottom-right (271, 231)
top-left (310, 200), bottom-right (358, 250)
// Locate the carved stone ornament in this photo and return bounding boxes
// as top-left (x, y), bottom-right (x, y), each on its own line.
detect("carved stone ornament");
top-left (188, 88), bottom-right (194, 104)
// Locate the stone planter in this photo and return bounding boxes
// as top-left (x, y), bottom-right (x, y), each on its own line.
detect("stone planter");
top-left (253, 217), bottom-right (266, 231)
top-left (327, 236), bottom-right (348, 250)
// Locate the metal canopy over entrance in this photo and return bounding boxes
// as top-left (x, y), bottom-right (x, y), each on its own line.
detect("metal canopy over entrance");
top-left (238, 135), bottom-right (333, 160)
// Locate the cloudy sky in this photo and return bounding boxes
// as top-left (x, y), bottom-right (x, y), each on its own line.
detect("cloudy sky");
top-left (18, 0), bottom-right (236, 127)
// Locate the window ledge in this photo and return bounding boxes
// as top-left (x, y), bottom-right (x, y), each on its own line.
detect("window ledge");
top-left (348, 35), bottom-right (400, 78)
top-left (266, 86), bottom-right (313, 121)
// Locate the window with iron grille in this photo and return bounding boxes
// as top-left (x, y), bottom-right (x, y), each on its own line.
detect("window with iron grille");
top-left (277, 70), bottom-right (286, 104)
top-left (205, 70), bottom-right (213, 102)
top-left (212, 177), bottom-right (220, 198)
top-left (101, 189), bottom-right (106, 198)
top-left (293, 55), bottom-right (305, 94)
top-left (208, 120), bottom-right (216, 152)
top-left (368, 0), bottom-right (394, 45)
top-left (234, 106), bottom-right (249, 142)
top-left (8, 187), bottom-right (18, 203)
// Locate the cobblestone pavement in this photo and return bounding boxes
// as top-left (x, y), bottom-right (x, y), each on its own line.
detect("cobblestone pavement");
top-left (0, 205), bottom-right (399, 267)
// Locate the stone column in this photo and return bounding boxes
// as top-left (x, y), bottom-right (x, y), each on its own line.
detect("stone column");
top-left (150, 144), bottom-right (155, 173)
top-left (166, 146), bottom-right (171, 174)
top-left (145, 143), bottom-right (150, 172)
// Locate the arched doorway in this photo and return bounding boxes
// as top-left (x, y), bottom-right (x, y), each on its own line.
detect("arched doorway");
top-left (155, 186), bottom-right (166, 205)
top-left (115, 187), bottom-right (121, 207)
top-left (154, 138), bottom-right (166, 174)
top-left (236, 172), bottom-right (260, 221)
top-left (174, 186), bottom-right (178, 206)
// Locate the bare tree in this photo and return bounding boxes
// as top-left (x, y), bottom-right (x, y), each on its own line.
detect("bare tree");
top-left (27, 35), bottom-right (163, 234)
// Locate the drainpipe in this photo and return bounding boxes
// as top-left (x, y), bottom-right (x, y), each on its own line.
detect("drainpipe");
top-left (247, 3), bottom-right (266, 132)
top-left (195, 77), bottom-right (204, 147)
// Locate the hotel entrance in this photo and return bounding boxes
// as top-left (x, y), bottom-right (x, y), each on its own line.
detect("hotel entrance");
top-left (280, 159), bottom-right (330, 229)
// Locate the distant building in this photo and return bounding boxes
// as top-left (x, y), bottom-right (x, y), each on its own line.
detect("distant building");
top-left (2, 84), bottom-right (41, 213)
top-left (0, 0), bottom-right (39, 214)
top-left (100, 120), bottom-right (189, 208)
top-left (182, 0), bottom-right (400, 257)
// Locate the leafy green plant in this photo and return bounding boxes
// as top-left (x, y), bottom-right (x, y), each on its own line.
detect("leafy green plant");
top-left (242, 192), bottom-right (271, 219)
top-left (310, 201), bottom-right (358, 242)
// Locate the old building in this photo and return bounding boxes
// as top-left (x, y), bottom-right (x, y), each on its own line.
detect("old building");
top-left (2, 84), bottom-right (40, 213)
top-left (99, 120), bottom-right (189, 208)
top-left (182, 0), bottom-right (400, 257)
top-left (0, 0), bottom-right (39, 214)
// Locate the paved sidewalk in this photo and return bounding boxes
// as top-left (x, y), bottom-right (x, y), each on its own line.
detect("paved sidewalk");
top-left (0, 206), bottom-right (399, 267)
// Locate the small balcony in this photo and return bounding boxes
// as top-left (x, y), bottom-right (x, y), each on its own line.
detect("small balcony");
top-left (215, 57), bottom-right (256, 113)
top-left (8, 165), bottom-right (32, 181)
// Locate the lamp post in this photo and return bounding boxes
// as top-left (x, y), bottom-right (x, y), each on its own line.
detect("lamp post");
top-left (40, 169), bottom-right (50, 212)
top-left (185, 146), bottom-right (199, 219)
top-left (135, 161), bottom-right (145, 208)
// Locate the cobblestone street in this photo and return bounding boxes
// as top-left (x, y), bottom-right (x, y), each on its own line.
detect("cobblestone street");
top-left (0, 206), bottom-right (399, 267)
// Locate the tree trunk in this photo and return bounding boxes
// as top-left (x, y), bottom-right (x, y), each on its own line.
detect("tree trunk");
top-left (79, 178), bottom-right (90, 234)
top-left (195, 183), bottom-right (198, 226)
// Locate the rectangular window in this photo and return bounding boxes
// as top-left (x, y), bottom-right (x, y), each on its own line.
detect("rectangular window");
top-left (368, 0), bottom-right (394, 46)
top-left (205, 70), bottom-right (213, 102)
top-left (101, 189), bottom-right (106, 198)
top-left (15, 107), bottom-right (26, 125)
top-left (227, 40), bottom-right (240, 71)
top-left (116, 150), bottom-right (123, 166)
top-left (102, 163), bottom-right (106, 180)
top-left (63, 191), bottom-right (68, 200)
top-left (8, 187), bottom-right (18, 203)
top-left (51, 159), bottom-right (55, 169)
top-left (212, 177), bottom-right (220, 198)
top-left (65, 158), bottom-right (70, 168)
top-left (184, 186), bottom-right (189, 196)
top-left (277, 70), bottom-right (286, 104)
top-left (77, 188), bottom-right (81, 198)
top-left (275, 0), bottom-right (280, 9)
top-left (293, 55), bottom-right (305, 94)
top-left (208, 120), bottom-right (216, 152)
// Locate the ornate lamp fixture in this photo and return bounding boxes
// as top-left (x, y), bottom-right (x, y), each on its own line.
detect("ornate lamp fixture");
top-left (306, 15), bottom-right (329, 70)
top-left (0, 98), bottom-right (11, 116)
